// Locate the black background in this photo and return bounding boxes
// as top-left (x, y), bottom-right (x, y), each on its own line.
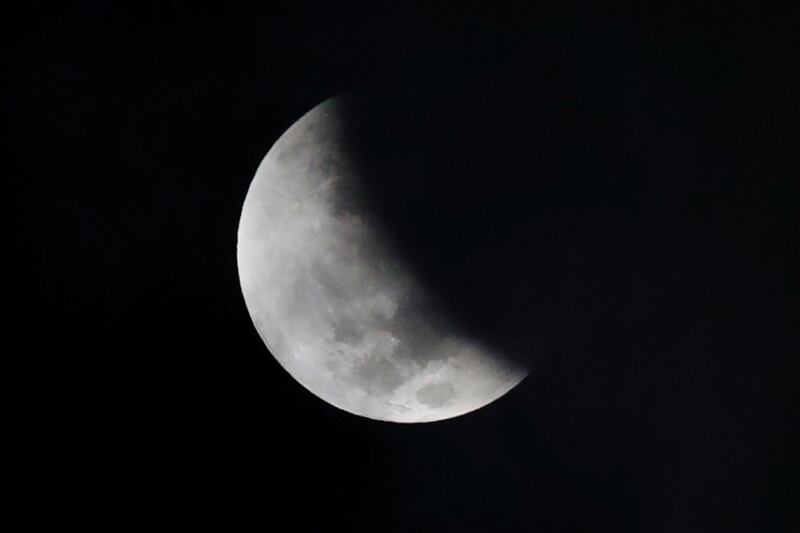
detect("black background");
top-left (5, 2), bottom-right (797, 531)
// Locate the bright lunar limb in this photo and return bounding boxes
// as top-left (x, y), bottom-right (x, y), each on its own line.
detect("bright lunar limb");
top-left (237, 95), bottom-right (528, 422)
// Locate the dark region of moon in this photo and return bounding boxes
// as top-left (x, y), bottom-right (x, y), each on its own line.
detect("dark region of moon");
top-left (337, 67), bottom-right (682, 370)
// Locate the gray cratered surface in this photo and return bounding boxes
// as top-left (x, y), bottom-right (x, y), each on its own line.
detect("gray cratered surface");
top-left (237, 96), bottom-right (528, 422)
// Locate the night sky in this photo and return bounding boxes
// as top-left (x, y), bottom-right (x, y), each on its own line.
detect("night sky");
top-left (5, 2), bottom-right (796, 531)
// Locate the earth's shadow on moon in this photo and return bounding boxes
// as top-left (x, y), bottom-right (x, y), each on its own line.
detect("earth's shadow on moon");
top-left (337, 43), bottom-right (685, 371)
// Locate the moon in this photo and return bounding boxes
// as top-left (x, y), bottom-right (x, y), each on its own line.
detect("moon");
top-left (237, 95), bottom-right (529, 422)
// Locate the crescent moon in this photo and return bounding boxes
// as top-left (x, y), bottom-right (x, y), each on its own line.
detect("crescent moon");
top-left (237, 95), bottom-right (528, 422)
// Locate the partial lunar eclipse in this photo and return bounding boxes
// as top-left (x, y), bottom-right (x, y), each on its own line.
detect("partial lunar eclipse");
top-left (237, 95), bottom-right (528, 422)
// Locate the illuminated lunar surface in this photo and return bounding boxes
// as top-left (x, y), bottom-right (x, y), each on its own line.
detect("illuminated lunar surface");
top-left (237, 96), bottom-right (528, 422)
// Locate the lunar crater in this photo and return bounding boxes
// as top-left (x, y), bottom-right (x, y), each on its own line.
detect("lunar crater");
top-left (416, 382), bottom-right (457, 407)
